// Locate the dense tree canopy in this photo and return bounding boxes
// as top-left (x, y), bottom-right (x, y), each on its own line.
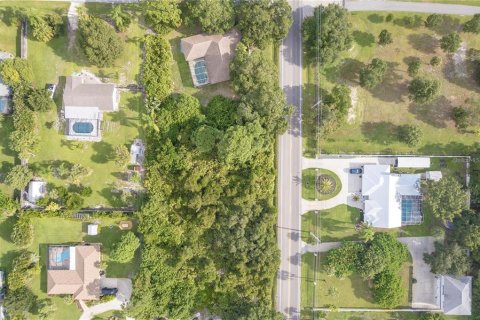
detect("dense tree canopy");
top-left (424, 241), bottom-right (470, 276)
top-left (78, 16), bottom-right (123, 67)
top-left (303, 4), bottom-right (352, 63)
top-left (359, 58), bottom-right (388, 89)
top-left (320, 85), bottom-right (351, 135)
top-left (186, 0), bottom-right (235, 34)
top-left (0, 58), bottom-right (33, 87)
top-left (231, 43), bottom-right (289, 134)
top-left (425, 14), bottom-right (443, 29)
top-left (464, 14), bottom-right (480, 33)
top-left (453, 209), bottom-right (480, 250)
top-left (423, 177), bottom-right (467, 221)
top-left (378, 29), bottom-right (393, 46)
top-left (373, 271), bottom-right (405, 308)
top-left (408, 77), bottom-right (440, 105)
top-left (29, 13), bottom-right (62, 42)
top-left (144, 35), bottom-right (173, 101)
top-left (8, 251), bottom-right (39, 291)
top-left (144, 0), bottom-right (181, 35)
top-left (110, 5), bottom-right (131, 32)
top-left (5, 165), bottom-right (33, 191)
top-left (325, 241), bottom-right (362, 278)
top-left (11, 217), bottom-right (34, 247)
top-left (237, 0), bottom-right (292, 49)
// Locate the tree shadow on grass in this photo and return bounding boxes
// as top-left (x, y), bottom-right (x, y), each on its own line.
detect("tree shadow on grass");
top-left (367, 13), bottom-right (384, 24)
top-left (393, 15), bottom-right (423, 29)
top-left (98, 188), bottom-right (124, 207)
top-left (331, 58), bottom-right (365, 84)
top-left (361, 121), bottom-right (402, 145)
top-left (408, 96), bottom-right (453, 128)
top-left (419, 141), bottom-right (470, 155)
top-left (0, 215), bottom-right (15, 244)
top-left (369, 62), bottom-right (407, 103)
top-left (430, 15), bottom-right (462, 36)
top-left (91, 141), bottom-right (114, 164)
top-left (0, 116), bottom-right (16, 158)
top-left (169, 36), bottom-right (195, 88)
top-left (352, 30), bottom-right (375, 47)
top-left (443, 57), bottom-right (480, 93)
top-left (407, 33), bottom-right (438, 55)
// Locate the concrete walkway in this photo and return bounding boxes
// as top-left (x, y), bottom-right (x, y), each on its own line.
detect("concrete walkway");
top-left (67, 2), bottom-right (81, 50)
top-left (346, 0), bottom-right (480, 15)
top-left (304, 236), bottom-right (440, 310)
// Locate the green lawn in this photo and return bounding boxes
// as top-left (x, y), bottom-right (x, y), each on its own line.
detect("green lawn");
top-left (304, 12), bottom-right (480, 157)
top-left (396, 0), bottom-right (480, 5)
top-left (301, 253), bottom-right (411, 310)
top-left (0, 215), bottom-right (139, 319)
top-left (302, 205), bottom-right (362, 243)
top-left (302, 168), bottom-right (342, 201)
top-left (302, 311), bottom-right (469, 320)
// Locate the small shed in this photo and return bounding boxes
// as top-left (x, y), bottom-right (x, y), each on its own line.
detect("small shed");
top-left (425, 171), bottom-right (443, 182)
top-left (27, 180), bottom-right (47, 203)
top-left (130, 139), bottom-right (145, 165)
top-left (441, 275), bottom-right (472, 315)
top-left (87, 224), bottom-right (98, 236)
top-left (395, 157), bottom-right (430, 168)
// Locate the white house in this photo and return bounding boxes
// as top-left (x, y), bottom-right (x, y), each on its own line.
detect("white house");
top-left (62, 75), bottom-right (119, 142)
top-left (362, 165), bottom-right (422, 228)
top-left (396, 157), bottom-right (430, 168)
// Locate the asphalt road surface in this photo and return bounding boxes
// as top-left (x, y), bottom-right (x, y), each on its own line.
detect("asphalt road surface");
top-left (277, 1), bottom-right (304, 319)
top-left (346, 0), bottom-right (480, 14)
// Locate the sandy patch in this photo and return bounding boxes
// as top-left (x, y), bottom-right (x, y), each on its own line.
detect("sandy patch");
top-left (348, 85), bottom-right (358, 124)
top-left (453, 42), bottom-right (468, 78)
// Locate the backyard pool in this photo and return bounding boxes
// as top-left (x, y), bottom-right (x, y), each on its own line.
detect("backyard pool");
top-left (73, 122), bottom-right (94, 134)
top-left (194, 59), bottom-right (209, 85)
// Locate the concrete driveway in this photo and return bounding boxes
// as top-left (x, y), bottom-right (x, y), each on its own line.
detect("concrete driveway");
top-left (399, 237), bottom-right (441, 309)
top-left (79, 278), bottom-right (132, 320)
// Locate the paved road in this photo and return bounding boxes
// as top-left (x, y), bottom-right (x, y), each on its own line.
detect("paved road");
top-left (346, 0), bottom-right (480, 14)
top-left (277, 1), bottom-right (304, 319)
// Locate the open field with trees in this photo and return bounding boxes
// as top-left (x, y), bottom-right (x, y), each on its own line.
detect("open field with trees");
top-left (303, 10), bottom-right (480, 156)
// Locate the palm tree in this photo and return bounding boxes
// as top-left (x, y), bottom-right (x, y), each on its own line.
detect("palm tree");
top-left (318, 177), bottom-right (334, 194)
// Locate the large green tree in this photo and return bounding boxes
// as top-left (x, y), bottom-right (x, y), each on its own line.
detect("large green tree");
top-left (408, 77), bottom-right (440, 105)
top-left (29, 13), bottom-right (62, 42)
top-left (144, 0), bottom-right (181, 35)
top-left (186, 0), bottom-right (235, 34)
top-left (218, 121), bottom-right (264, 165)
top-left (423, 177), bottom-right (467, 221)
top-left (373, 271), bottom-right (405, 308)
top-left (424, 241), bottom-right (470, 275)
top-left (111, 5), bottom-right (131, 32)
top-left (359, 58), bottom-right (388, 89)
top-left (303, 4), bottom-right (352, 63)
top-left (3, 287), bottom-right (37, 319)
top-left (237, 0), bottom-right (292, 49)
top-left (8, 251), bottom-right (39, 291)
top-left (0, 58), bottom-right (33, 87)
top-left (325, 241), bottom-right (363, 278)
top-left (464, 14), bottom-right (480, 33)
top-left (440, 32), bottom-right (461, 53)
top-left (320, 85), bottom-right (351, 135)
top-left (78, 16), bottom-right (123, 67)
top-left (144, 35), bottom-right (173, 101)
top-left (110, 231), bottom-right (141, 263)
top-left (5, 165), bottom-right (33, 191)
top-left (11, 217), bottom-right (34, 247)
top-left (192, 125), bottom-right (223, 154)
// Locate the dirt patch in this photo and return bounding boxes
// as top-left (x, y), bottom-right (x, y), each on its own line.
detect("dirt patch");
top-left (348, 86), bottom-right (358, 124)
top-left (452, 42), bottom-right (468, 78)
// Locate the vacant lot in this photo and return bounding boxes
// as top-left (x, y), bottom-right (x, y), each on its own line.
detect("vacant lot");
top-left (304, 12), bottom-right (480, 157)
top-left (301, 253), bottom-right (412, 311)
top-left (0, 215), bottom-right (139, 319)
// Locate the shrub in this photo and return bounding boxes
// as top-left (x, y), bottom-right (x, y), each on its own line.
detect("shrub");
top-left (115, 145), bottom-right (130, 168)
top-left (65, 193), bottom-right (84, 209)
top-left (5, 165), bottom-right (33, 191)
top-left (8, 251), bottom-right (39, 291)
top-left (425, 14), bottom-right (443, 28)
top-left (144, 0), bottom-right (181, 35)
top-left (398, 124), bottom-right (423, 146)
top-left (11, 217), bottom-right (34, 247)
top-left (111, 5), bottom-right (131, 32)
top-left (0, 190), bottom-right (18, 216)
top-left (186, 0), bottom-right (235, 34)
top-left (430, 56), bottom-right (441, 67)
top-left (0, 58), bottom-right (34, 87)
top-left (453, 107), bottom-right (469, 130)
top-left (464, 14), bottom-right (480, 33)
top-left (440, 33), bottom-right (461, 53)
top-left (110, 231), bottom-right (140, 263)
top-left (385, 13), bottom-right (393, 22)
top-left (78, 16), bottom-right (123, 67)
top-left (143, 35), bottom-right (173, 102)
top-left (407, 58), bottom-right (422, 77)
top-left (378, 29), bottom-right (392, 45)
top-left (373, 271), bottom-right (405, 308)
top-left (29, 13), bottom-right (62, 42)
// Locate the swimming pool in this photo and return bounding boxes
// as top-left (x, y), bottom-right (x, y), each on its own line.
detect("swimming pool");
top-left (73, 122), bottom-right (94, 134)
top-left (193, 59), bottom-right (209, 85)
top-left (401, 195), bottom-right (423, 225)
top-left (55, 249), bottom-right (70, 264)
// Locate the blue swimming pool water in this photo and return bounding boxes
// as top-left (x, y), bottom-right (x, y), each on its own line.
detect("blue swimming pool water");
top-left (73, 122), bottom-right (94, 134)
top-left (194, 60), bottom-right (208, 85)
top-left (55, 250), bottom-right (70, 263)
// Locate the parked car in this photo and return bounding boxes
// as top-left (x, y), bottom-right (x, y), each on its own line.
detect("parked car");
top-left (0, 271), bottom-right (5, 301)
top-left (349, 168), bottom-right (363, 174)
top-left (101, 287), bottom-right (118, 296)
top-left (46, 83), bottom-right (57, 99)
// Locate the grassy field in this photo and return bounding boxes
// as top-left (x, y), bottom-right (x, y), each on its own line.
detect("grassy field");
top-left (301, 311), bottom-right (469, 320)
top-left (396, 0), bottom-right (480, 5)
top-left (302, 168), bottom-right (342, 200)
top-left (301, 253), bottom-right (412, 310)
top-left (302, 205), bottom-right (362, 243)
top-left (304, 12), bottom-right (480, 157)
top-left (0, 215), bottom-right (139, 319)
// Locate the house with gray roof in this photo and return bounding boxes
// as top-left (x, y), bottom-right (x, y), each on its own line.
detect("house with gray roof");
top-left (62, 75), bottom-right (119, 142)
top-left (440, 275), bottom-right (472, 315)
top-left (180, 29), bottom-right (240, 87)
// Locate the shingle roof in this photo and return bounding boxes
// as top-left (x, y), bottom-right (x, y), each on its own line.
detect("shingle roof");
top-left (47, 245), bottom-right (101, 300)
top-left (63, 76), bottom-right (116, 111)
top-left (442, 275), bottom-right (472, 315)
top-left (180, 29), bottom-right (240, 85)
